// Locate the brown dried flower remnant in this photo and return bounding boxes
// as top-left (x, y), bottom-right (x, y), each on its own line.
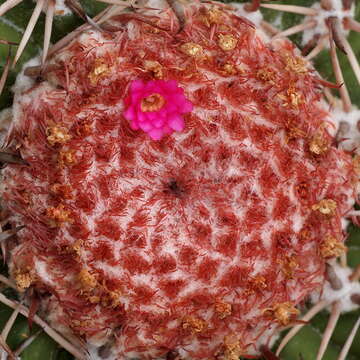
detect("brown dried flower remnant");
top-left (58, 149), bottom-right (76, 166)
top-left (278, 87), bottom-right (303, 108)
top-left (320, 235), bottom-right (347, 258)
top-left (215, 301), bottom-right (232, 319)
top-left (46, 126), bottom-right (71, 146)
top-left (14, 268), bottom-right (34, 291)
top-left (88, 59), bottom-right (109, 85)
top-left (353, 155), bottom-right (360, 175)
top-left (202, 7), bottom-right (223, 26)
top-left (309, 129), bottom-right (330, 155)
top-left (50, 183), bottom-right (73, 200)
top-left (78, 268), bottom-right (97, 291)
top-left (216, 335), bottom-right (244, 360)
top-left (143, 60), bottom-right (163, 79)
top-left (284, 53), bottom-right (308, 74)
top-left (182, 316), bottom-right (207, 334)
top-left (257, 68), bottom-right (276, 84)
top-left (223, 63), bottom-right (237, 75)
top-left (280, 255), bottom-right (298, 279)
top-left (102, 289), bottom-right (122, 308)
top-left (264, 302), bottom-right (299, 326)
top-left (312, 199), bottom-right (337, 216)
top-left (46, 204), bottom-right (72, 227)
top-left (180, 42), bottom-right (203, 57)
top-left (218, 34), bottom-right (237, 51)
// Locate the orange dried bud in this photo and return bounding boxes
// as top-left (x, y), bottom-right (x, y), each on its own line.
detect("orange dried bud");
top-left (46, 204), bottom-right (72, 227)
top-left (280, 255), bottom-right (298, 279)
top-left (200, 7), bottom-right (223, 27)
top-left (88, 295), bottom-right (101, 304)
top-left (286, 126), bottom-right (306, 141)
top-left (309, 130), bottom-right (330, 155)
top-left (216, 335), bottom-right (244, 360)
top-left (287, 87), bottom-right (303, 108)
top-left (218, 34), bottom-right (237, 51)
top-left (353, 155), bottom-right (360, 175)
top-left (181, 42), bottom-right (203, 57)
top-left (46, 125), bottom-right (71, 146)
top-left (299, 228), bottom-right (312, 241)
top-left (207, 7), bottom-right (223, 24)
top-left (58, 149), bottom-right (76, 166)
top-left (50, 183), bottom-right (73, 199)
top-left (320, 235), bottom-right (347, 258)
top-left (14, 268), bottom-right (34, 291)
top-left (102, 289), bottom-right (122, 308)
top-left (215, 301), bottom-right (232, 319)
top-left (70, 319), bottom-right (92, 335)
top-left (278, 87), bottom-right (303, 108)
top-left (78, 268), bottom-right (97, 290)
top-left (182, 316), bottom-right (207, 334)
top-left (312, 199), bottom-right (337, 216)
top-left (264, 302), bottom-right (299, 326)
top-left (88, 59), bottom-right (109, 85)
top-left (257, 68), bottom-right (275, 83)
top-left (247, 275), bottom-right (267, 292)
top-left (143, 60), bottom-right (163, 79)
top-left (71, 239), bottom-right (83, 256)
top-left (283, 53), bottom-right (308, 74)
top-left (222, 63), bottom-right (237, 75)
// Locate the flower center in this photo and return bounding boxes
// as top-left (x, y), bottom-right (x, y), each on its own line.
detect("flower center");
top-left (140, 93), bottom-right (166, 112)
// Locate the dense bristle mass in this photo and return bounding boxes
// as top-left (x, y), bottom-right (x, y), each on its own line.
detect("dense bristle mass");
top-left (0, 2), bottom-right (358, 360)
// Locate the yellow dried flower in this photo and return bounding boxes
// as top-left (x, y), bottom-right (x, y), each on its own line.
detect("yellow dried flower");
top-left (46, 126), bottom-right (71, 146)
top-left (218, 34), bottom-right (238, 51)
top-left (320, 235), bottom-right (347, 258)
top-left (215, 301), bottom-right (232, 319)
top-left (182, 316), bottom-right (207, 334)
top-left (180, 42), bottom-right (203, 57)
top-left (312, 199), bottom-right (337, 216)
top-left (264, 302), bottom-right (299, 326)
top-left (88, 59), bottom-right (109, 85)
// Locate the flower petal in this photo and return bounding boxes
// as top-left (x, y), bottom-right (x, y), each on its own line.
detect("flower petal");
top-left (182, 100), bottom-right (193, 113)
top-left (124, 79), bottom-right (192, 140)
top-left (131, 80), bottom-right (145, 92)
top-left (124, 107), bottom-right (135, 121)
top-left (139, 121), bottom-right (153, 132)
top-left (148, 128), bottom-right (164, 140)
top-left (168, 115), bottom-right (184, 131)
top-left (130, 120), bottom-right (139, 130)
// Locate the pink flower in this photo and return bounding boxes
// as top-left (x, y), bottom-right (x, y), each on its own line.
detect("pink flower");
top-left (124, 79), bottom-right (193, 140)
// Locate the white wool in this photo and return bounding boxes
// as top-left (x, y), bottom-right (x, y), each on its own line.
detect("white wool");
top-left (145, 0), bottom-right (167, 10)
top-left (0, 108), bottom-right (13, 145)
top-left (54, 0), bottom-right (72, 16)
top-left (12, 57), bottom-right (40, 95)
top-left (230, 3), bottom-right (269, 42)
top-left (301, 0), bottom-right (354, 47)
top-left (231, 2), bottom-right (263, 28)
top-left (32, 0), bottom-right (71, 16)
top-left (311, 261), bottom-right (360, 313)
top-left (35, 260), bottom-right (57, 287)
top-left (332, 106), bottom-right (360, 152)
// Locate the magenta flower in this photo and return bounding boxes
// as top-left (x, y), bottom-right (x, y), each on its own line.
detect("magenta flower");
top-left (123, 79), bottom-right (193, 140)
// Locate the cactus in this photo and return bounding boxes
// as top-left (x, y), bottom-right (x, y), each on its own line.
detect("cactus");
top-left (0, 1), bottom-right (359, 360)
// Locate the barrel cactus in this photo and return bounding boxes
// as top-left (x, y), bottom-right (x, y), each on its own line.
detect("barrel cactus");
top-left (0, 1), bottom-right (359, 360)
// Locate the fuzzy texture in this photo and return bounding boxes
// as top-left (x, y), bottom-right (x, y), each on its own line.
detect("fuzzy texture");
top-left (1, 2), bottom-right (358, 360)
